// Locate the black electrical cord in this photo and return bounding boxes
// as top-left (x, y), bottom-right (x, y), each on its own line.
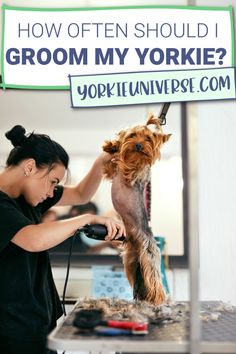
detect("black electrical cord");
top-left (61, 224), bottom-right (123, 316)
top-left (57, 237), bottom-right (72, 354)
top-left (61, 233), bottom-right (76, 316)
top-left (60, 225), bottom-right (124, 354)
top-left (60, 231), bottom-right (78, 354)
top-left (60, 227), bottom-right (100, 354)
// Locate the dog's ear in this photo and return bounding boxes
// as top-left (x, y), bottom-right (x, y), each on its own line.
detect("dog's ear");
top-left (161, 133), bottom-right (172, 144)
top-left (102, 139), bottom-right (120, 154)
top-left (102, 129), bottom-right (125, 154)
top-left (146, 114), bottom-right (162, 130)
top-left (117, 129), bottom-right (126, 140)
top-left (147, 114), bottom-right (171, 143)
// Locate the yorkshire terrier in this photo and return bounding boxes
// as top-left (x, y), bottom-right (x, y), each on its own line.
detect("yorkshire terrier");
top-left (102, 114), bottom-right (171, 305)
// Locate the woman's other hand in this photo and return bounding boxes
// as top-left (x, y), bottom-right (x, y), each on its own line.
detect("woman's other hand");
top-left (91, 215), bottom-right (126, 241)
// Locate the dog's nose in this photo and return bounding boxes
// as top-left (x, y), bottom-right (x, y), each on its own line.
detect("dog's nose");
top-left (135, 143), bottom-right (143, 152)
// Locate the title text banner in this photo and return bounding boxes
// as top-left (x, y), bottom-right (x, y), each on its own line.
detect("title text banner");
top-left (1, 5), bottom-right (234, 89)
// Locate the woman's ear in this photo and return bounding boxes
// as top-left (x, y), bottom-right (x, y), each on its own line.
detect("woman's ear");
top-left (22, 158), bottom-right (37, 176)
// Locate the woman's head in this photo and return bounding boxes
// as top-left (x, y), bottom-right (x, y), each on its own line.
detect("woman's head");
top-left (5, 125), bottom-right (69, 206)
top-left (6, 125), bottom-right (69, 169)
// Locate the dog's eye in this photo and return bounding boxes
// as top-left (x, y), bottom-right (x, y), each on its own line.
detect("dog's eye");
top-left (145, 136), bottom-right (152, 142)
top-left (128, 133), bottom-right (137, 138)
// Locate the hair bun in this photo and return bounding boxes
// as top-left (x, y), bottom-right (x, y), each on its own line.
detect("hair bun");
top-left (5, 125), bottom-right (27, 147)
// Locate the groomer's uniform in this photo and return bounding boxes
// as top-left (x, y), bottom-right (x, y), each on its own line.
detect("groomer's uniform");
top-left (0, 186), bottom-right (64, 354)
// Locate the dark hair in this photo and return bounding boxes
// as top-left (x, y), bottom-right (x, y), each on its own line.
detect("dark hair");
top-left (5, 125), bottom-right (69, 169)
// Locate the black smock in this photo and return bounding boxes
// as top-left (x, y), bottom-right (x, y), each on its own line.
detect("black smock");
top-left (0, 186), bottom-right (64, 354)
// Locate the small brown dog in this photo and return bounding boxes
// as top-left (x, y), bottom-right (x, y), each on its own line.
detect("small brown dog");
top-left (103, 114), bottom-right (171, 305)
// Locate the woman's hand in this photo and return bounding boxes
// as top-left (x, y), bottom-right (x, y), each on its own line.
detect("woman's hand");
top-left (90, 215), bottom-right (126, 241)
top-left (96, 151), bottom-right (113, 166)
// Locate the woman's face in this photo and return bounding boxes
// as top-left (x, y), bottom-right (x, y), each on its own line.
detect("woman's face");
top-left (22, 162), bottom-right (66, 206)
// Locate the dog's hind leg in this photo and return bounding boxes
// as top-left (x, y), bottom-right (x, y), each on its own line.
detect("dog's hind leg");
top-left (112, 173), bottom-right (166, 305)
top-left (138, 237), bottom-right (166, 304)
top-left (122, 240), bottom-right (148, 300)
top-left (122, 243), bottom-right (139, 287)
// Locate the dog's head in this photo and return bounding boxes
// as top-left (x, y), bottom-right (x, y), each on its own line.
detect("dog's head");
top-left (103, 114), bottom-right (171, 184)
top-left (103, 114), bottom-right (171, 165)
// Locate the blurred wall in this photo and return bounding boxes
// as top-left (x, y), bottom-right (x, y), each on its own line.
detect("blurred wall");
top-left (195, 0), bottom-right (236, 305)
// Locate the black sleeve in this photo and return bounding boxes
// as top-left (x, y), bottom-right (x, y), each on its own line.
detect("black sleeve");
top-left (38, 185), bottom-right (64, 215)
top-left (0, 194), bottom-right (33, 252)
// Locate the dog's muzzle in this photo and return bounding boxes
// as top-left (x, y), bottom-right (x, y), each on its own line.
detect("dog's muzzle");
top-left (135, 143), bottom-right (143, 152)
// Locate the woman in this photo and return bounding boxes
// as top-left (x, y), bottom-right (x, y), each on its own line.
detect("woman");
top-left (0, 125), bottom-right (125, 354)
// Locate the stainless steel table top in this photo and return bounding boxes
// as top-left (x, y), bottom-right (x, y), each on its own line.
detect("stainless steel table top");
top-left (48, 301), bottom-right (236, 353)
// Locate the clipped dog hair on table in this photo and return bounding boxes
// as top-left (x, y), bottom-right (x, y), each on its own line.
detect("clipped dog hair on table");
top-left (75, 297), bottom-right (186, 324)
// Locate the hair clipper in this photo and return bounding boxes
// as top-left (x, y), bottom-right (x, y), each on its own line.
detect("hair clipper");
top-left (76, 224), bottom-right (125, 241)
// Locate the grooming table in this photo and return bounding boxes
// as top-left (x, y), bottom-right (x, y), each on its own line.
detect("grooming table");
top-left (48, 301), bottom-right (236, 354)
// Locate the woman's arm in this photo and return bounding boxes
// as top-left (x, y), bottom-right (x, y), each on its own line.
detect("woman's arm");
top-left (57, 152), bottom-right (109, 206)
top-left (11, 214), bottom-right (125, 252)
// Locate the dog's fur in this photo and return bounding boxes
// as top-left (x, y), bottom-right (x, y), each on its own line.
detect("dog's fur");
top-left (102, 114), bottom-right (171, 305)
top-left (75, 297), bottom-right (187, 324)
